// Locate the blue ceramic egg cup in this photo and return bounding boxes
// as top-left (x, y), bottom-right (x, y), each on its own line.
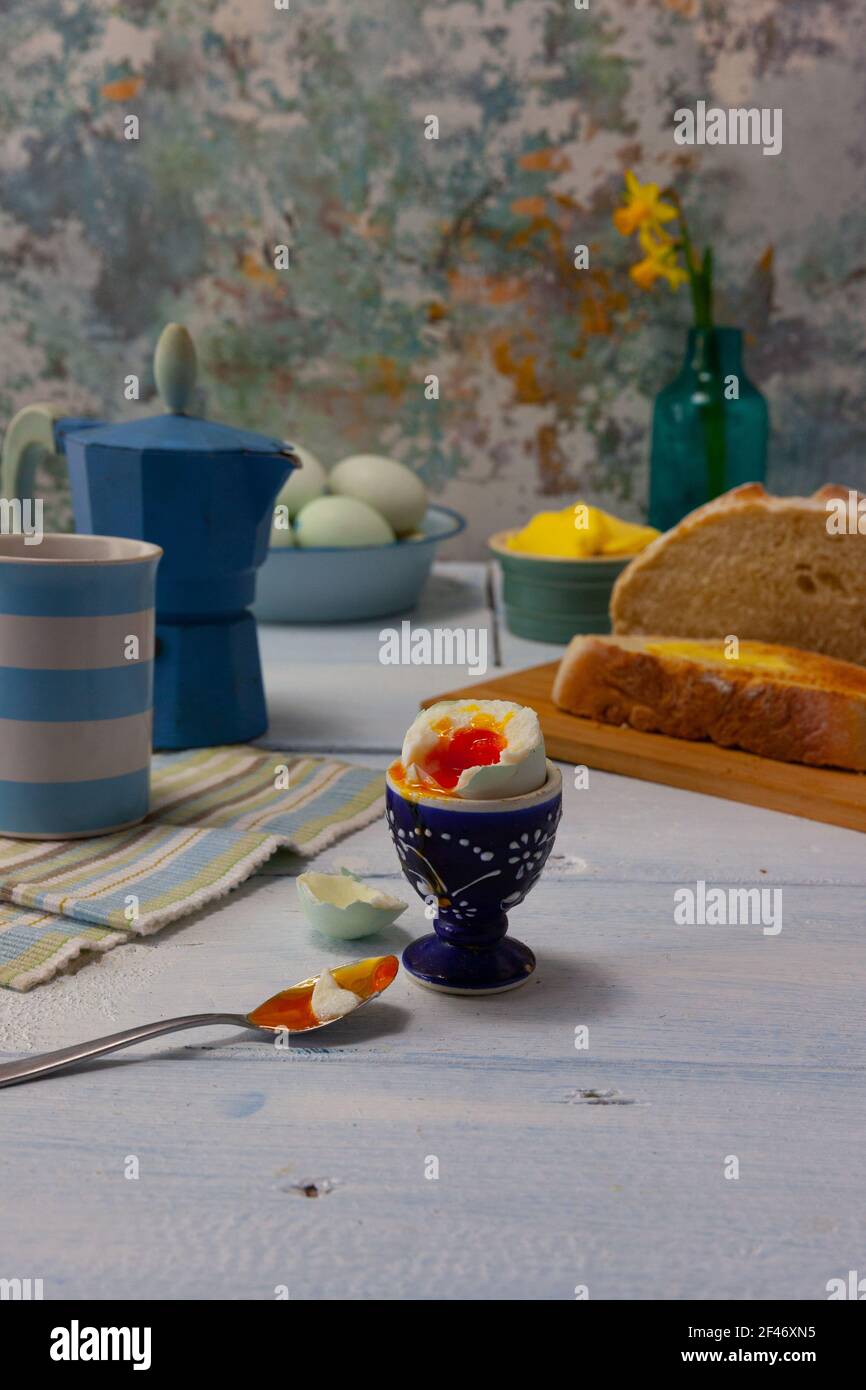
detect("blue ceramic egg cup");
top-left (386, 763), bottom-right (562, 994)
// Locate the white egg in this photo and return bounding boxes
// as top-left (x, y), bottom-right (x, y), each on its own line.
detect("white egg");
top-left (275, 443), bottom-right (327, 519)
top-left (330, 454), bottom-right (428, 535)
top-left (294, 494), bottom-right (395, 548)
top-left (297, 870), bottom-right (408, 939)
top-left (400, 700), bottom-right (547, 800)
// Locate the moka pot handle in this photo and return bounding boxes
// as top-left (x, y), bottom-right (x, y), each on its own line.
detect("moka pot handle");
top-left (1, 406), bottom-right (103, 505)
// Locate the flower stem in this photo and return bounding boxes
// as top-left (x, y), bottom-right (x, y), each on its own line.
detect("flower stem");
top-left (666, 189), bottom-right (713, 328)
top-left (667, 188), bottom-right (725, 494)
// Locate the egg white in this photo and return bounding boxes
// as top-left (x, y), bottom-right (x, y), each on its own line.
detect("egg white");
top-left (310, 969), bottom-right (361, 1022)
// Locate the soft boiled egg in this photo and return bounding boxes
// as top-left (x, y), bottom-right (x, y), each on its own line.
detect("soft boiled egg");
top-left (394, 699), bottom-right (547, 800)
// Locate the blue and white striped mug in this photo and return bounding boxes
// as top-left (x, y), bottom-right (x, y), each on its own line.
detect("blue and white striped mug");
top-left (0, 533), bottom-right (162, 838)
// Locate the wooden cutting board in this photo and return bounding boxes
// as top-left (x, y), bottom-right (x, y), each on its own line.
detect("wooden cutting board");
top-left (424, 662), bottom-right (866, 834)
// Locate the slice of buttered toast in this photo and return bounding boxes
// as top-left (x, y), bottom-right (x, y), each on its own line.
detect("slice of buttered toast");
top-left (552, 634), bottom-right (866, 771)
top-left (611, 483), bottom-right (866, 667)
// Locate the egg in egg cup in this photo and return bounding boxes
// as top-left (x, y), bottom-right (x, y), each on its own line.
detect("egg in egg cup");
top-left (385, 763), bottom-right (562, 994)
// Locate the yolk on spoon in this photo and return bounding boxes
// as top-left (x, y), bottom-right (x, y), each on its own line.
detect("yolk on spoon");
top-left (248, 955), bottom-right (398, 1031)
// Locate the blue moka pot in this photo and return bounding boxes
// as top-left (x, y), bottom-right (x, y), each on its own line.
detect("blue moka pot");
top-left (1, 325), bottom-right (297, 748)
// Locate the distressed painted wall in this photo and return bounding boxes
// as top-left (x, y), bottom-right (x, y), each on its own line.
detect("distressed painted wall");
top-left (1, 0), bottom-right (865, 554)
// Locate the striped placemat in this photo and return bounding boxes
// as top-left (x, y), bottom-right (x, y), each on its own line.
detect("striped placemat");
top-left (0, 747), bottom-right (384, 990)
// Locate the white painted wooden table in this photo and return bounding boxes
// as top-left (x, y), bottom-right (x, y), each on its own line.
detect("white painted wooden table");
top-left (2, 563), bottom-right (864, 1301)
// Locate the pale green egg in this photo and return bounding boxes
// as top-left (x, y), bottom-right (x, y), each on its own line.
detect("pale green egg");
top-left (295, 494), bottom-right (395, 548)
top-left (329, 454), bottom-right (428, 535)
top-left (275, 443), bottom-right (327, 519)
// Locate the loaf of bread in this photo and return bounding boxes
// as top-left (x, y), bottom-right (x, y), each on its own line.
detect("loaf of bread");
top-left (551, 634), bottom-right (866, 771)
top-left (611, 483), bottom-right (866, 667)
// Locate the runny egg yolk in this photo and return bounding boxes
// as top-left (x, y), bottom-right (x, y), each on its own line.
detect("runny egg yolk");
top-left (425, 724), bottom-right (506, 789)
top-left (392, 709), bottom-right (512, 796)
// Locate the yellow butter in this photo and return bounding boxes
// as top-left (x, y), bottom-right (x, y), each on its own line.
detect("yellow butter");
top-left (505, 502), bottom-right (659, 560)
top-left (647, 640), bottom-right (795, 674)
top-left (505, 510), bottom-right (580, 558)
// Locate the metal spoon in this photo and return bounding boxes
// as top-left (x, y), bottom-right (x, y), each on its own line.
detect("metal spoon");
top-left (0, 955), bottom-right (399, 1090)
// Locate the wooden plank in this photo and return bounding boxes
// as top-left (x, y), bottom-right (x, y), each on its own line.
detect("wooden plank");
top-left (2, 1051), bottom-right (864, 1300)
top-left (423, 662), bottom-right (866, 834)
top-left (3, 877), bottom-right (866, 1299)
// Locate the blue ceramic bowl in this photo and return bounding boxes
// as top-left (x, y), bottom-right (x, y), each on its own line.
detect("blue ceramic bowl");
top-left (386, 762), bottom-right (562, 994)
top-left (252, 504), bottom-right (465, 623)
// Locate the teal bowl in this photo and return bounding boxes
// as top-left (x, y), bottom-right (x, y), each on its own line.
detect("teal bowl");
top-left (489, 530), bottom-right (633, 644)
top-left (253, 505), bottom-right (465, 623)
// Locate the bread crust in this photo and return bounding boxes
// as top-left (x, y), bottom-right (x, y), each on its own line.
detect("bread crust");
top-left (610, 484), bottom-right (866, 666)
top-left (552, 635), bottom-right (866, 772)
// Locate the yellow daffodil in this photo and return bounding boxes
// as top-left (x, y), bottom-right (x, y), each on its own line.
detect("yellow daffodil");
top-left (630, 224), bottom-right (689, 292)
top-left (614, 169), bottom-right (713, 322)
top-left (612, 170), bottom-right (677, 237)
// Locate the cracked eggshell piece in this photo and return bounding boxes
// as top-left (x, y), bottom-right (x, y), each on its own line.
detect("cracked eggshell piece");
top-left (402, 699), bottom-right (547, 799)
top-left (310, 968), bottom-right (361, 1022)
top-left (297, 870), bottom-right (408, 939)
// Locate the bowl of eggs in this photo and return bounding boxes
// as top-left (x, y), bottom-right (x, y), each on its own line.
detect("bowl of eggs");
top-left (253, 448), bottom-right (465, 623)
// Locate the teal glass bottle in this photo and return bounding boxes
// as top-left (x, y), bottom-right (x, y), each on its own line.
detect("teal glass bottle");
top-left (648, 326), bottom-right (768, 531)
